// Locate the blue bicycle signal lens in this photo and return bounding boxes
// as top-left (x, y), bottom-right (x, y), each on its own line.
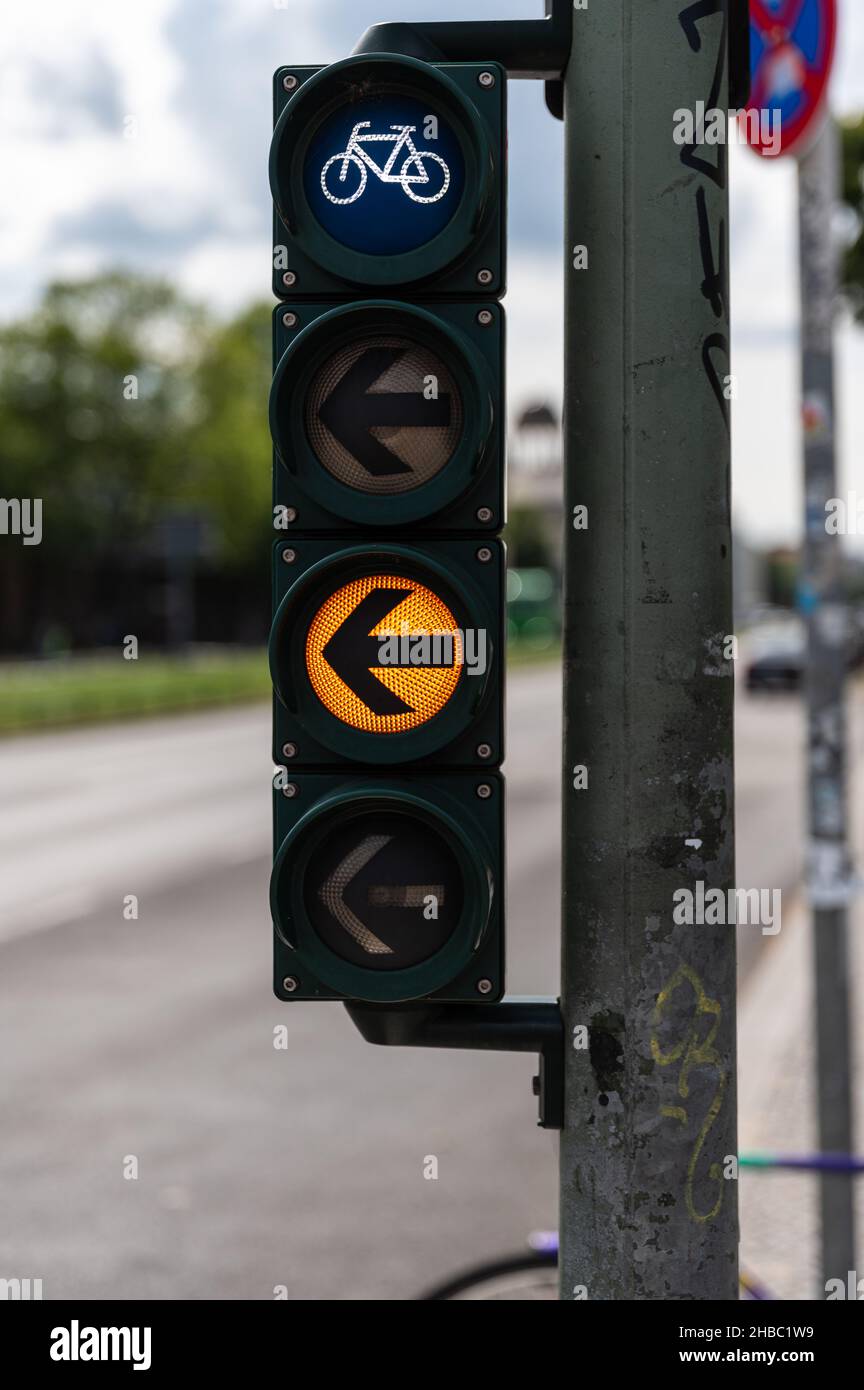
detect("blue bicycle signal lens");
top-left (304, 95), bottom-right (466, 256)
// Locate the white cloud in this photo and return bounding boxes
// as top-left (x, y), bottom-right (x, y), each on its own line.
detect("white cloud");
top-left (504, 253), bottom-right (563, 423)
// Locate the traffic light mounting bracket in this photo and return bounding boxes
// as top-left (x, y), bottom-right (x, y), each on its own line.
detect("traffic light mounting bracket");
top-left (353, 0), bottom-right (750, 121)
top-left (345, 996), bottom-right (564, 1129)
top-left (353, 0), bottom-right (571, 119)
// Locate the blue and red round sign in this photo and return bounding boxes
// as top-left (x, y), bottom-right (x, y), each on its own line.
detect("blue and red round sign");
top-left (746, 0), bottom-right (837, 158)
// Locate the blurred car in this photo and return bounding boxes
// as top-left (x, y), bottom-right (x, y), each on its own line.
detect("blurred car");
top-left (745, 607), bottom-right (864, 690)
top-left (745, 641), bottom-right (805, 691)
top-left (745, 619), bottom-right (805, 692)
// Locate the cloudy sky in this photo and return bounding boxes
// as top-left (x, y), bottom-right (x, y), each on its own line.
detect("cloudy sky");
top-left (2, 0), bottom-right (863, 546)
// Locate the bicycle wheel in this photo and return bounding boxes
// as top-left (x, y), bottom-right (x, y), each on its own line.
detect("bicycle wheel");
top-left (320, 152), bottom-right (367, 205)
top-left (420, 1249), bottom-right (771, 1300)
top-left (419, 1250), bottom-right (558, 1301)
top-left (400, 150), bottom-right (451, 204)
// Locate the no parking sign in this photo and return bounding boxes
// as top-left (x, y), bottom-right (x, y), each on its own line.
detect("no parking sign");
top-left (745, 0), bottom-right (837, 157)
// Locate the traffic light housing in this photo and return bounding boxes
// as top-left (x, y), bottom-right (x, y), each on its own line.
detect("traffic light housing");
top-left (270, 51), bottom-right (506, 1005)
top-left (272, 774), bottom-right (503, 1003)
top-left (270, 56), bottom-right (506, 298)
top-left (270, 538), bottom-right (504, 768)
top-left (271, 300), bottom-right (504, 532)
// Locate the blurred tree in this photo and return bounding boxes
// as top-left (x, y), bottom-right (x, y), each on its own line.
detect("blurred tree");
top-left (0, 272), bottom-right (207, 553)
top-left (765, 547), bottom-right (798, 610)
top-left (183, 302), bottom-right (272, 568)
top-left (840, 115), bottom-right (864, 322)
top-left (504, 503), bottom-right (553, 569)
top-left (0, 273), bottom-right (276, 650)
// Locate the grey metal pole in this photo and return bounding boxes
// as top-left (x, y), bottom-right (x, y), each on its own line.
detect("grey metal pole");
top-left (797, 117), bottom-right (856, 1294)
top-left (560, 1), bottom-right (738, 1299)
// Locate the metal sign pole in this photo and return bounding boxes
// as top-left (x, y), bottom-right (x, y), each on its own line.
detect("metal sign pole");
top-left (560, 0), bottom-right (738, 1299)
top-left (797, 116), bottom-right (856, 1293)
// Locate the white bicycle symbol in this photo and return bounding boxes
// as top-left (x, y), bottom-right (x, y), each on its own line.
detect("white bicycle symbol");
top-left (320, 122), bottom-right (451, 206)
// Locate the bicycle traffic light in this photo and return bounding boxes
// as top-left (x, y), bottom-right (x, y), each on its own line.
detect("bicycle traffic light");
top-left (269, 52), bottom-right (506, 1006)
top-left (270, 54), bottom-right (505, 297)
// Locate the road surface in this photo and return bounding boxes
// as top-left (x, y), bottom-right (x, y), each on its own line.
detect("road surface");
top-left (0, 666), bottom-right (859, 1298)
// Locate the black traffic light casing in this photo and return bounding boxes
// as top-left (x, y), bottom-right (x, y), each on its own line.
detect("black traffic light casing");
top-left (272, 773), bottom-right (504, 1003)
top-left (270, 536), bottom-right (504, 770)
top-left (270, 51), bottom-right (506, 1005)
top-left (271, 57), bottom-right (506, 299)
top-left (271, 300), bottom-right (505, 532)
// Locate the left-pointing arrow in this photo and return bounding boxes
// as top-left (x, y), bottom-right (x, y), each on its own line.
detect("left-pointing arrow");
top-left (318, 834), bottom-right (395, 955)
top-left (321, 586), bottom-right (414, 716)
top-left (318, 836), bottom-right (446, 956)
top-left (318, 346), bottom-right (452, 477)
top-left (308, 574), bottom-right (463, 731)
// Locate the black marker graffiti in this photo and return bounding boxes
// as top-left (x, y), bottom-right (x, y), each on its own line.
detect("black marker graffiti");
top-left (679, 0), bottom-right (731, 431)
top-left (679, 0), bottom-right (730, 189)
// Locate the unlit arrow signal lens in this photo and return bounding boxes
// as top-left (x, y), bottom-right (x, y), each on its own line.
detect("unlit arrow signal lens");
top-left (317, 346), bottom-right (450, 476)
top-left (304, 810), bottom-right (463, 970)
top-left (306, 574), bottom-right (464, 733)
top-left (316, 831), bottom-right (446, 956)
top-left (271, 778), bottom-right (501, 1000)
top-left (317, 833), bottom-right (395, 955)
top-left (306, 335), bottom-right (462, 493)
top-left (367, 885), bottom-right (444, 907)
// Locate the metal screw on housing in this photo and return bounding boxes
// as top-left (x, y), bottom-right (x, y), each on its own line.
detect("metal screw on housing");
top-left (282, 548), bottom-right (297, 564)
top-left (282, 782), bottom-right (298, 799)
top-left (282, 311), bottom-right (298, 328)
top-left (476, 268), bottom-right (493, 285)
top-left (477, 309), bottom-right (494, 326)
top-left (282, 74), bottom-right (298, 91)
top-left (282, 271), bottom-right (297, 288)
top-left (476, 547), bottom-right (492, 563)
top-left (476, 783), bottom-right (492, 799)
top-left (476, 978), bottom-right (493, 994)
top-left (283, 507), bottom-right (297, 524)
top-left (476, 506), bottom-right (493, 523)
top-left (282, 742), bottom-right (297, 759)
top-left (477, 743), bottom-right (492, 760)
top-left (283, 976), bottom-right (299, 992)
top-left (478, 71), bottom-right (495, 88)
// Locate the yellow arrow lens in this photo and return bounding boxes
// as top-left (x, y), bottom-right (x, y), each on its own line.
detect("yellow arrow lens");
top-left (305, 573), bottom-right (464, 732)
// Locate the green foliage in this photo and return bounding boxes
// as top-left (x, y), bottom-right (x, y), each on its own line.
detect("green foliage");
top-left (0, 650), bottom-right (270, 734)
top-left (504, 503), bottom-right (553, 569)
top-left (0, 274), bottom-right (207, 553)
top-left (840, 115), bottom-right (864, 323)
top-left (764, 549), bottom-right (798, 610)
top-left (183, 302), bottom-right (272, 566)
top-left (0, 272), bottom-right (272, 567)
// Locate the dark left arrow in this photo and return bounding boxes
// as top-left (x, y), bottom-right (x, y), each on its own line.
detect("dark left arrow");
top-left (318, 346), bottom-right (452, 477)
top-left (317, 832), bottom-right (445, 956)
top-left (321, 585), bottom-right (453, 717)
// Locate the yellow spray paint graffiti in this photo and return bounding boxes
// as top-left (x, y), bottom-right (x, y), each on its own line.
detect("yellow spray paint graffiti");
top-left (651, 963), bottom-right (727, 1224)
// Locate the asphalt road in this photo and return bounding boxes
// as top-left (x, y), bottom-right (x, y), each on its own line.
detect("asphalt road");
top-left (0, 666), bottom-right (856, 1299)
